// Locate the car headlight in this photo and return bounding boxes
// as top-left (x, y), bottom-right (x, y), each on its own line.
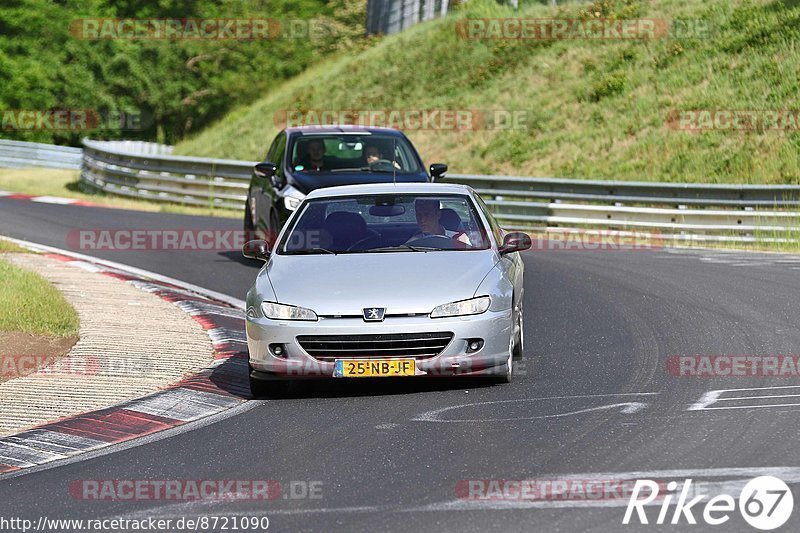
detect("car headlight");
top-left (430, 296), bottom-right (491, 318)
top-left (282, 186), bottom-right (306, 211)
top-left (261, 301), bottom-right (318, 321)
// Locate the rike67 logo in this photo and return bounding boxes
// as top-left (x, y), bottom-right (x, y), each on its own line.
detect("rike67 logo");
top-left (623, 476), bottom-right (794, 530)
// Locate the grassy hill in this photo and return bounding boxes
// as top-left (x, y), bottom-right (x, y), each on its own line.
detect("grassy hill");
top-left (175, 0), bottom-right (800, 184)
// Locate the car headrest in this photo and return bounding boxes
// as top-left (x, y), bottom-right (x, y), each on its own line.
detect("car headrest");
top-left (293, 139), bottom-right (308, 163)
top-left (324, 211), bottom-right (367, 242)
top-left (440, 208), bottom-right (462, 231)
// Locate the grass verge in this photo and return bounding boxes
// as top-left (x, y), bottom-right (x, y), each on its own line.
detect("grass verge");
top-left (0, 168), bottom-right (240, 218)
top-left (0, 255), bottom-right (79, 336)
top-left (0, 240), bottom-right (29, 253)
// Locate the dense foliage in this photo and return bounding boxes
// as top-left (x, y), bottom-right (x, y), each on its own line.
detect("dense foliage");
top-left (0, 0), bottom-right (366, 145)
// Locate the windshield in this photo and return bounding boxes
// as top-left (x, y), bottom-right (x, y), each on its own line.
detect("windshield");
top-left (280, 194), bottom-right (490, 254)
top-left (288, 134), bottom-right (422, 174)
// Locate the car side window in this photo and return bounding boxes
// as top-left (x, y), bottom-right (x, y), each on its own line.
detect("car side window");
top-left (474, 193), bottom-right (504, 245)
top-left (272, 132), bottom-right (287, 177)
top-left (265, 134), bottom-right (281, 164)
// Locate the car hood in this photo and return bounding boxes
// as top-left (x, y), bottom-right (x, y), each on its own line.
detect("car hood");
top-left (263, 251), bottom-right (498, 315)
top-left (290, 171), bottom-right (427, 193)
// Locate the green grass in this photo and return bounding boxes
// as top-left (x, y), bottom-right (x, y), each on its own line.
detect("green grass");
top-left (0, 168), bottom-right (239, 218)
top-left (0, 240), bottom-right (29, 253)
top-left (0, 257), bottom-right (79, 336)
top-left (175, 0), bottom-right (800, 185)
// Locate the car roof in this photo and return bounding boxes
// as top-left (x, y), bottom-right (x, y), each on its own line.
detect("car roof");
top-left (284, 124), bottom-right (405, 136)
top-left (305, 182), bottom-right (474, 199)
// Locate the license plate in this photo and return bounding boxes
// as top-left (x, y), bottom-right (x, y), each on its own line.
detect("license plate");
top-left (333, 359), bottom-right (416, 378)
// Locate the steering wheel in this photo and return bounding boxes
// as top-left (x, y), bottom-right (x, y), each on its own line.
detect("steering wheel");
top-left (347, 231), bottom-right (381, 251)
top-left (369, 159), bottom-right (396, 172)
top-left (405, 234), bottom-right (457, 248)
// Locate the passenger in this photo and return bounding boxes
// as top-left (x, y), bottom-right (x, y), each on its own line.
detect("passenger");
top-left (363, 143), bottom-right (401, 169)
top-left (364, 144), bottom-right (382, 165)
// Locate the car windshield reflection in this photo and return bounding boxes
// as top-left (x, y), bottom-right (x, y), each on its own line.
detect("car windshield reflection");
top-left (288, 134), bottom-right (422, 174)
top-left (279, 194), bottom-right (491, 254)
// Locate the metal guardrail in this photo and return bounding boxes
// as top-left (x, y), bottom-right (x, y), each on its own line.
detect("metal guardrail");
top-left (3, 138), bottom-right (799, 242)
top-left (445, 174), bottom-right (800, 242)
top-left (0, 139), bottom-right (82, 170)
top-left (81, 139), bottom-right (253, 210)
top-left (78, 140), bottom-right (800, 240)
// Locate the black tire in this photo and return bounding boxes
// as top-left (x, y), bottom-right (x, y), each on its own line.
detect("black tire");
top-left (512, 304), bottom-right (524, 360)
top-left (487, 358), bottom-right (513, 384)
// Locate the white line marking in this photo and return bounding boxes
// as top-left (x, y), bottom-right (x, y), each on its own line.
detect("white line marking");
top-left (30, 196), bottom-right (77, 205)
top-left (714, 385), bottom-right (800, 393)
top-left (65, 260), bottom-right (103, 273)
top-left (718, 394), bottom-right (800, 401)
top-left (689, 386), bottom-right (800, 411)
top-left (694, 403), bottom-right (800, 411)
top-left (413, 394), bottom-right (655, 422)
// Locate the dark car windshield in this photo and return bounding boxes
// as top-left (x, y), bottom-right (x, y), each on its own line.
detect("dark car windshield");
top-left (280, 194), bottom-right (490, 254)
top-left (288, 134), bottom-right (422, 174)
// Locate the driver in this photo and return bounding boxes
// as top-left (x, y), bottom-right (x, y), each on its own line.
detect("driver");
top-left (407, 199), bottom-right (470, 246)
top-left (299, 139), bottom-right (326, 171)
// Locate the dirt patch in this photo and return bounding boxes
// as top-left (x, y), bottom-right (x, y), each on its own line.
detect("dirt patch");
top-left (0, 332), bottom-right (79, 383)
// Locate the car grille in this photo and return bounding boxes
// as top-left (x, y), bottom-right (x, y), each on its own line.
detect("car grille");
top-left (297, 332), bottom-right (454, 361)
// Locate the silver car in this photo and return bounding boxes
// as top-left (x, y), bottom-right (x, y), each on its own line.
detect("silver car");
top-left (243, 183), bottom-right (531, 396)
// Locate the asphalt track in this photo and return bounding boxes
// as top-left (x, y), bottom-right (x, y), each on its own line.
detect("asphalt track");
top-left (1, 197), bottom-right (800, 532)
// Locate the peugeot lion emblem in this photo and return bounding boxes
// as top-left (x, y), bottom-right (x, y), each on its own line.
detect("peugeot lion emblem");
top-left (363, 307), bottom-right (386, 322)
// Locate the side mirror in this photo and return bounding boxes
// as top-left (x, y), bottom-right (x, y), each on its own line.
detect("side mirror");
top-left (243, 239), bottom-right (271, 262)
top-left (429, 163), bottom-right (448, 182)
top-left (498, 232), bottom-right (532, 255)
top-left (254, 162), bottom-right (277, 178)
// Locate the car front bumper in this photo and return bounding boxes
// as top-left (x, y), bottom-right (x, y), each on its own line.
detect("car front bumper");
top-left (246, 309), bottom-right (513, 380)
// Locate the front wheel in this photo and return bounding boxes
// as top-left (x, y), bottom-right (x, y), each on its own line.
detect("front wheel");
top-left (512, 304), bottom-right (524, 360)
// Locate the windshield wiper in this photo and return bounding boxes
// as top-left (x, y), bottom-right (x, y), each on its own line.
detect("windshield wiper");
top-left (323, 167), bottom-right (397, 174)
top-left (367, 245), bottom-right (439, 253)
top-left (358, 166), bottom-right (395, 174)
top-left (290, 247), bottom-right (339, 255)
top-left (328, 167), bottom-right (367, 173)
